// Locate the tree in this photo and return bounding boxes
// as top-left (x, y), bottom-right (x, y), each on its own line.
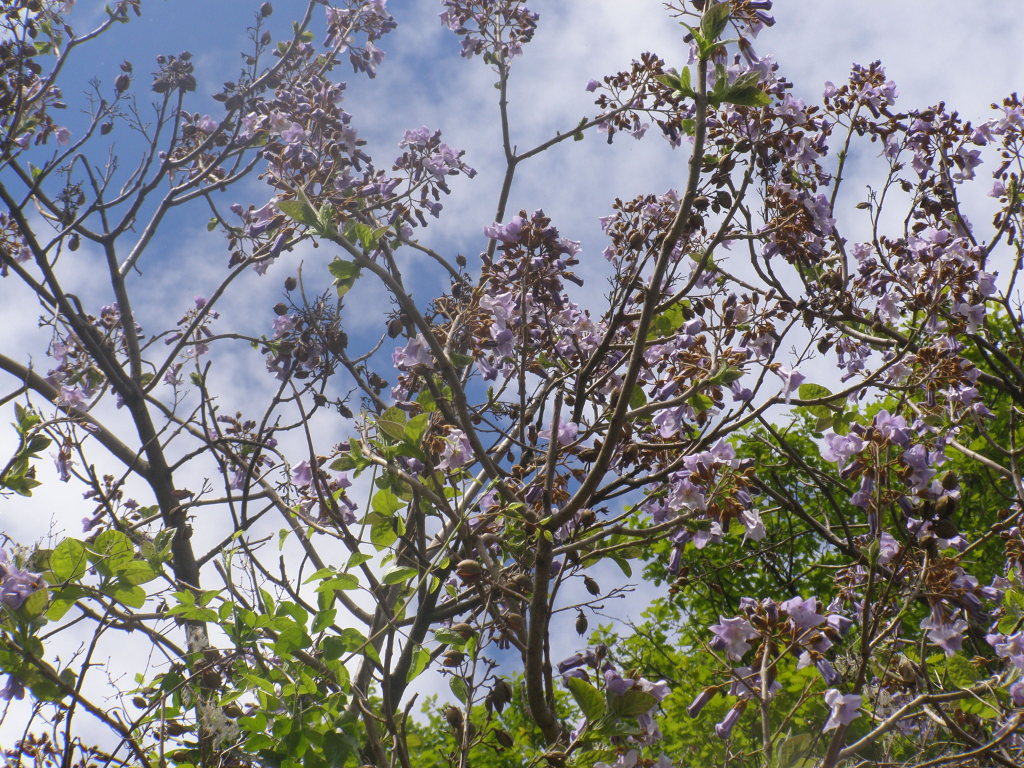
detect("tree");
top-left (1, 1), bottom-right (1023, 767)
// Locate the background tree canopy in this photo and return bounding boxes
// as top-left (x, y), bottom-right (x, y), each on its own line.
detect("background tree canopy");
top-left (1, 2), bottom-right (1024, 768)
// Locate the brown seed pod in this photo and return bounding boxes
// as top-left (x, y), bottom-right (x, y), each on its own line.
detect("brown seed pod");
top-left (442, 649), bottom-right (465, 667)
top-left (456, 559), bottom-right (484, 581)
top-left (494, 728), bottom-right (514, 748)
top-left (450, 622), bottom-right (476, 640)
top-left (487, 678), bottom-right (512, 713)
top-left (510, 573), bottom-right (532, 594)
top-left (443, 704), bottom-right (464, 732)
top-left (575, 610), bottom-right (588, 636)
top-left (583, 576), bottom-right (601, 596)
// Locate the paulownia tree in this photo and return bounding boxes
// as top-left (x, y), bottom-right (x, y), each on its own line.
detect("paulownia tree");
top-left (1, 1), bottom-right (1023, 767)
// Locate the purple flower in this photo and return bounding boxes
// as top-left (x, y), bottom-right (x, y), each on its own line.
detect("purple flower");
top-left (873, 410), bottom-right (908, 446)
top-left (0, 674), bottom-right (25, 701)
top-left (710, 616), bottom-right (759, 660)
top-left (437, 429), bottom-right (472, 471)
top-left (0, 551), bottom-right (45, 610)
top-left (920, 612), bottom-right (968, 657)
top-left (392, 336), bottom-right (434, 370)
top-left (58, 386), bottom-right (88, 409)
top-left (687, 688), bottom-right (716, 718)
top-left (483, 215), bottom-right (525, 244)
top-left (1010, 681), bottom-right (1024, 707)
top-left (739, 509), bottom-right (766, 542)
top-left (292, 460), bottom-right (313, 487)
top-left (877, 531), bottom-right (900, 564)
top-left (823, 689), bottom-right (861, 730)
top-left (781, 596), bottom-right (825, 630)
top-left (994, 632), bottom-right (1024, 668)
top-left (540, 418), bottom-right (579, 446)
top-left (197, 115), bottom-right (218, 133)
top-left (774, 367), bottom-right (804, 401)
top-left (715, 703), bottom-right (744, 739)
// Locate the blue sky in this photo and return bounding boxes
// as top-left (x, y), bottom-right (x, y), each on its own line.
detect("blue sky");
top-left (3, 0), bottom-right (1024, 749)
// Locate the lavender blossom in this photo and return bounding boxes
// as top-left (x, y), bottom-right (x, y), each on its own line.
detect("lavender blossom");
top-left (823, 689), bottom-right (861, 730)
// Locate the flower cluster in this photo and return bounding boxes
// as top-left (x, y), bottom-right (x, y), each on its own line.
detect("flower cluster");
top-left (392, 126), bottom-right (476, 225)
top-left (324, 0), bottom-right (397, 78)
top-left (290, 458), bottom-right (357, 526)
top-left (559, 645), bottom-right (671, 747)
top-left (262, 297), bottom-right (346, 381)
top-left (440, 0), bottom-right (538, 64)
top-left (692, 596), bottom-right (856, 739)
top-left (46, 303), bottom-right (136, 410)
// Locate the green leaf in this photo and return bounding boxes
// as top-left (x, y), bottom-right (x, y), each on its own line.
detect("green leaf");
top-left (774, 733), bottom-right (814, 768)
top-left (797, 383), bottom-right (833, 402)
top-left (316, 573), bottom-right (360, 592)
top-left (278, 199), bottom-right (318, 228)
top-left (449, 676), bottom-right (469, 703)
top-left (109, 582), bottom-right (146, 609)
top-left (46, 585), bottom-right (87, 620)
top-left (20, 586), bottom-right (49, 617)
top-left (370, 517), bottom-right (397, 549)
top-left (49, 538), bottom-right (87, 582)
top-left (678, 66), bottom-right (693, 95)
top-left (90, 530), bottom-right (134, 574)
top-left (609, 688), bottom-right (658, 718)
top-left (318, 204), bottom-right (337, 235)
top-left (327, 258), bottom-right (362, 298)
top-left (312, 609), bottom-right (337, 634)
top-left (629, 386), bottom-right (647, 409)
top-left (567, 677), bottom-right (607, 721)
top-left (406, 644), bottom-right (431, 682)
top-left (382, 566), bottom-right (419, 586)
top-left (371, 488), bottom-right (403, 517)
top-left (433, 629), bottom-right (467, 647)
top-left (610, 556), bottom-right (633, 578)
top-left (724, 85), bottom-right (771, 107)
top-left (648, 302), bottom-right (687, 339)
top-left (377, 407), bottom-right (408, 441)
top-left (403, 413), bottom-right (430, 445)
top-left (116, 560), bottom-right (158, 585)
top-left (346, 552), bottom-right (372, 569)
top-left (700, 2), bottom-right (731, 43)
top-left (705, 364), bottom-right (744, 387)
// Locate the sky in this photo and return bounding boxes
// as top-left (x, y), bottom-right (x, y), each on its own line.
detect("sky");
top-left (2, 0), bottom-right (1024, 751)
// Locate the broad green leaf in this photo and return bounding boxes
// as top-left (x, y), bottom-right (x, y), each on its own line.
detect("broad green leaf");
top-left (327, 258), bottom-right (361, 297)
top-left (109, 582), bottom-right (146, 609)
top-left (377, 407), bottom-right (407, 441)
top-left (774, 733), bottom-right (814, 768)
top-left (317, 573), bottom-right (360, 592)
top-left (449, 676), bottom-right (469, 703)
top-left (49, 538), bottom-right (87, 582)
top-left (797, 383), bottom-right (833, 402)
top-left (609, 688), bottom-right (658, 718)
top-left (700, 2), bottom-right (731, 43)
top-left (406, 644), bottom-right (431, 682)
top-left (90, 530), bottom-right (134, 573)
top-left (382, 566), bottom-right (419, 585)
top-left (278, 199), bottom-right (318, 228)
top-left (567, 677), bottom-right (607, 721)
top-left (116, 560), bottom-right (158, 585)
top-left (433, 629), bottom-right (467, 646)
top-left (312, 608), bottom-right (337, 634)
top-left (404, 413), bottom-right (430, 444)
top-left (371, 488), bottom-right (403, 517)
top-left (46, 585), bottom-right (87, 621)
